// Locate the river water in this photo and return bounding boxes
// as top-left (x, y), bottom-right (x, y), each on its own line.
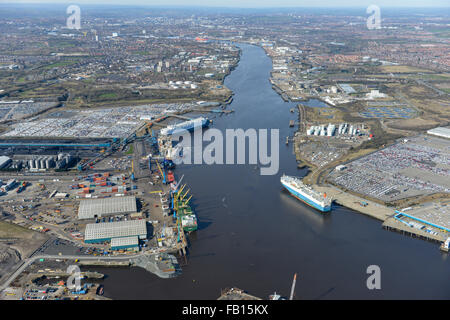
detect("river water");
top-left (92, 44), bottom-right (450, 300)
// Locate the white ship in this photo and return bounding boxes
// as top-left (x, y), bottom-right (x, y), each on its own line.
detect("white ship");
top-left (280, 174), bottom-right (332, 212)
top-left (160, 117), bottom-right (209, 136)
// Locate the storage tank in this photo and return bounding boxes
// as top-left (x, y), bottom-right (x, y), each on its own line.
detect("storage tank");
top-left (314, 126), bottom-right (320, 136)
top-left (327, 124), bottom-right (335, 136)
top-left (56, 158), bottom-right (66, 169)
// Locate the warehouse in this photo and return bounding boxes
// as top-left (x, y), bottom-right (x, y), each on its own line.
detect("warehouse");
top-left (78, 196), bottom-right (137, 219)
top-left (0, 156), bottom-right (11, 169)
top-left (110, 236), bottom-right (139, 251)
top-left (427, 127), bottom-right (450, 139)
top-left (84, 219), bottom-right (147, 243)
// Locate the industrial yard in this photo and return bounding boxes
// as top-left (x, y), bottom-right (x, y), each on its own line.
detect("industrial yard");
top-left (0, 104), bottom-right (205, 299)
top-left (327, 134), bottom-right (450, 203)
top-left (2, 103), bottom-right (200, 139)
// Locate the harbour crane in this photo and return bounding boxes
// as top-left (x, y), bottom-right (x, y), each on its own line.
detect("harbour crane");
top-left (289, 273), bottom-right (297, 300)
top-left (155, 160), bottom-right (166, 184)
top-left (131, 160), bottom-right (135, 182)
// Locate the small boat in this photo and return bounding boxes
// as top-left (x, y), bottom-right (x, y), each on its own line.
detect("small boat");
top-left (96, 285), bottom-right (104, 296)
top-left (269, 292), bottom-right (287, 300)
top-left (167, 170), bottom-right (175, 183)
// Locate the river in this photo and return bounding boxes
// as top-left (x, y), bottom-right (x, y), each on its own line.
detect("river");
top-left (91, 44), bottom-right (450, 300)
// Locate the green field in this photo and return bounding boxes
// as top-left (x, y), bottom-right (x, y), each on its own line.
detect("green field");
top-left (125, 144), bottom-right (134, 155)
top-left (98, 92), bottom-right (118, 100)
top-left (42, 60), bottom-right (78, 70)
top-left (0, 221), bottom-right (32, 239)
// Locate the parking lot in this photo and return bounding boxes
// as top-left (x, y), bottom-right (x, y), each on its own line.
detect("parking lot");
top-left (329, 135), bottom-right (450, 201)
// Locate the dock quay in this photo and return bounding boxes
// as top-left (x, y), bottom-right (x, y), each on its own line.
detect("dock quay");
top-left (316, 185), bottom-right (449, 248)
top-left (382, 218), bottom-right (446, 243)
top-left (217, 287), bottom-right (262, 300)
top-left (77, 261), bottom-right (130, 267)
top-left (314, 185), bottom-right (392, 221)
top-left (191, 108), bottom-right (234, 114)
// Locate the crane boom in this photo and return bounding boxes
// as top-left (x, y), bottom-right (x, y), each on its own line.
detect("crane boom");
top-left (184, 195), bottom-right (192, 204)
top-left (180, 189), bottom-right (190, 201)
top-left (177, 184), bottom-right (186, 197)
top-left (289, 273), bottom-right (297, 300)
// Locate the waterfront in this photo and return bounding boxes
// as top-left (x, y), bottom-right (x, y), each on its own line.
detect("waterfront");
top-left (90, 44), bottom-right (450, 300)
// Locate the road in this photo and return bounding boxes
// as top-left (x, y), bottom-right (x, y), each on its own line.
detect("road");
top-left (0, 252), bottom-right (145, 292)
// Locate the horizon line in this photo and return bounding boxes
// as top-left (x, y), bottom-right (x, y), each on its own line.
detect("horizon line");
top-left (0, 2), bottom-right (449, 8)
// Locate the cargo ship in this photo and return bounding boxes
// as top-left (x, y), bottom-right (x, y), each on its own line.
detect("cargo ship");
top-left (177, 205), bottom-right (198, 232)
top-left (280, 174), bottom-right (332, 212)
top-left (160, 117), bottom-right (210, 136)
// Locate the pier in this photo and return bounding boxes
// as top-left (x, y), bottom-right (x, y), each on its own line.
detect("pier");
top-left (382, 218), bottom-right (446, 243)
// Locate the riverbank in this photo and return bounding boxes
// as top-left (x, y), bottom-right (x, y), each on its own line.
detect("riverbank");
top-left (313, 185), bottom-right (392, 222)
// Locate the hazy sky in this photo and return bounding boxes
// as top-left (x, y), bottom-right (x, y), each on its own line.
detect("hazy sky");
top-left (1, 0), bottom-right (449, 7)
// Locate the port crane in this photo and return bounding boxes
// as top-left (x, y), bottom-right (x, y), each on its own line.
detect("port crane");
top-left (155, 160), bottom-right (166, 184)
top-left (131, 159), bottom-right (135, 182)
top-left (289, 273), bottom-right (297, 300)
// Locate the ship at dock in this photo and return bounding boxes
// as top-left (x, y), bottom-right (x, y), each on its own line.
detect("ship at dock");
top-left (160, 117), bottom-right (210, 136)
top-left (178, 205), bottom-right (198, 232)
top-left (280, 174), bottom-right (332, 212)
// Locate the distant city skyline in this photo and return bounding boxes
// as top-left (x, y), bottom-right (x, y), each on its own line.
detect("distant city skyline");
top-left (1, 0), bottom-right (449, 7)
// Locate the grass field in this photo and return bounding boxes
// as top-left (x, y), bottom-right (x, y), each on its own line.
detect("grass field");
top-left (0, 221), bottom-right (33, 239)
top-left (125, 144), bottom-right (134, 155)
top-left (98, 92), bottom-right (118, 100)
top-left (42, 60), bottom-right (78, 70)
top-left (379, 65), bottom-right (434, 74)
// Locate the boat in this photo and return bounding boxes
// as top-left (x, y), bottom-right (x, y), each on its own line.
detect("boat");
top-left (96, 285), bottom-right (104, 296)
top-left (269, 292), bottom-right (287, 300)
top-left (177, 205), bottom-right (198, 232)
top-left (280, 174), bottom-right (332, 212)
top-left (166, 170), bottom-right (175, 183)
top-left (440, 237), bottom-right (450, 253)
top-left (160, 117), bottom-right (210, 136)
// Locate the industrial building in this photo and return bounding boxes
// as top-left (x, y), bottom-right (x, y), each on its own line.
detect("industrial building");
top-left (338, 83), bottom-right (356, 94)
top-left (84, 219), bottom-right (147, 243)
top-left (0, 156), bottom-right (11, 169)
top-left (110, 236), bottom-right (139, 251)
top-left (427, 127), bottom-right (450, 139)
top-left (78, 196), bottom-right (137, 219)
top-left (28, 153), bottom-right (73, 170)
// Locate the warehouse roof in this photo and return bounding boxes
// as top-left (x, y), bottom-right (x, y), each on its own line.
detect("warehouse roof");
top-left (0, 156), bottom-right (11, 168)
top-left (111, 236), bottom-right (139, 249)
top-left (427, 127), bottom-right (450, 139)
top-left (78, 196), bottom-right (137, 219)
top-left (84, 219), bottom-right (147, 242)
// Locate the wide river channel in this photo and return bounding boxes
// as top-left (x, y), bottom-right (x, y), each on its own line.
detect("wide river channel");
top-left (91, 44), bottom-right (450, 300)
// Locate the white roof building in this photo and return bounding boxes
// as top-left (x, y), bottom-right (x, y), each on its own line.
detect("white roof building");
top-left (427, 127), bottom-right (450, 139)
top-left (78, 196), bottom-right (137, 219)
top-left (84, 219), bottom-right (147, 242)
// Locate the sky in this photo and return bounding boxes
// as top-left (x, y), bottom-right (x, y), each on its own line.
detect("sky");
top-left (1, 0), bottom-right (449, 7)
